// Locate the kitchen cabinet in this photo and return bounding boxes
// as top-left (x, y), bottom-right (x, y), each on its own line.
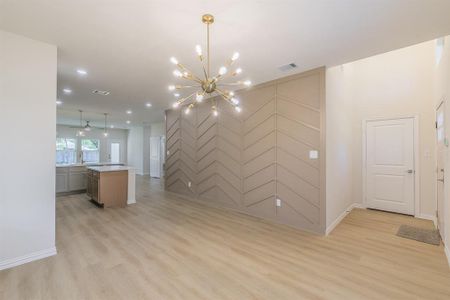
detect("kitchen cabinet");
top-left (56, 166), bottom-right (87, 194)
top-left (55, 167), bottom-right (69, 193)
top-left (86, 167), bottom-right (128, 208)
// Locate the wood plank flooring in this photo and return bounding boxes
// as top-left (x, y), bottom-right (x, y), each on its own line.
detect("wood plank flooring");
top-left (1, 176), bottom-right (450, 299)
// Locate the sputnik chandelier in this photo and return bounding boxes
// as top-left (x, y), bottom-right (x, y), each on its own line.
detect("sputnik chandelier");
top-left (168, 14), bottom-right (251, 116)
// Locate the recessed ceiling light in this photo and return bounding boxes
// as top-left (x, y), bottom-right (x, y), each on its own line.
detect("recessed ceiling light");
top-left (76, 69), bottom-right (87, 75)
top-left (174, 93), bottom-right (180, 98)
top-left (126, 120), bottom-right (131, 124)
top-left (126, 110), bottom-right (132, 114)
top-left (56, 100), bottom-right (63, 105)
top-left (63, 88), bottom-right (72, 94)
top-left (146, 103), bottom-right (152, 108)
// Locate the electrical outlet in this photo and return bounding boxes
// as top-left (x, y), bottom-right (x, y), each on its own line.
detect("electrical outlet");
top-left (188, 181), bottom-right (192, 188)
top-left (309, 150), bottom-right (318, 159)
top-left (276, 198), bottom-right (281, 207)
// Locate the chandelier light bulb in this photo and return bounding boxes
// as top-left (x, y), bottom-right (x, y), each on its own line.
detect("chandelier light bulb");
top-left (173, 70), bottom-right (183, 78)
top-left (231, 97), bottom-right (239, 105)
top-left (196, 93), bottom-right (204, 102)
top-left (196, 45), bottom-right (202, 56)
top-left (170, 57), bottom-right (178, 65)
top-left (172, 102), bottom-right (179, 108)
top-left (243, 80), bottom-right (252, 86)
top-left (229, 91), bottom-right (235, 96)
top-left (103, 132), bottom-right (109, 137)
top-left (168, 85), bottom-right (176, 91)
top-left (235, 68), bottom-right (242, 74)
top-left (235, 106), bottom-right (242, 113)
top-left (185, 107), bottom-right (190, 115)
top-left (219, 66), bottom-right (227, 75)
top-left (232, 52), bottom-right (240, 61)
top-left (212, 107), bottom-right (218, 117)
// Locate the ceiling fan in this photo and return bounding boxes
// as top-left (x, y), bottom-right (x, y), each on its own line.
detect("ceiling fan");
top-left (67, 110), bottom-right (90, 136)
top-left (83, 120), bottom-right (92, 131)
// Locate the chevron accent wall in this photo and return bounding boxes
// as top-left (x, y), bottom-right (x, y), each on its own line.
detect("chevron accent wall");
top-left (165, 67), bottom-right (326, 233)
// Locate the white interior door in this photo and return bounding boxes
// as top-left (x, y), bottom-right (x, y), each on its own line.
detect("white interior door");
top-left (110, 142), bottom-right (121, 163)
top-left (150, 136), bottom-right (161, 178)
top-left (366, 118), bottom-right (415, 215)
top-left (436, 102), bottom-right (445, 237)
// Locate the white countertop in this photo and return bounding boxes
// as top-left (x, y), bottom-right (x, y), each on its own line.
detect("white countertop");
top-left (86, 165), bottom-right (134, 172)
top-left (56, 162), bottom-right (125, 168)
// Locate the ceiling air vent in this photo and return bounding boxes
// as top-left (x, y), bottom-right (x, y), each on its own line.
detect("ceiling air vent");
top-left (278, 62), bottom-right (298, 72)
top-left (92, 90), bottom-right (110, 96)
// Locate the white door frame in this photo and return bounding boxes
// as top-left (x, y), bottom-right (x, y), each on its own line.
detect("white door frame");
top-left (362, 115), bottom-right (420, 217)
top-left (436, 98), bottom-right (446, 234)
top-left (149, 136), bottom-right (162, 178)
top-left (108, 139), bottom-right (123, 163)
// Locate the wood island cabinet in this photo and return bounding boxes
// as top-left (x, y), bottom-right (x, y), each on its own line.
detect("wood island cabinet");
top-left (86, 169), bottom-right (128, 208)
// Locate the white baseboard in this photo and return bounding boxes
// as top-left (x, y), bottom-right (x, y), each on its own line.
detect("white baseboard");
top-left (0, 247), bottom-right (57, 271)
top-left (326, 203), bottom-right (363, 235)
top-left (417, 213), bottom-right (437, 227)
top-left (352, 203), bottom-right (366, 209)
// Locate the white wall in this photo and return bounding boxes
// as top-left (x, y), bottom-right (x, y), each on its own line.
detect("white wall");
top-left (350, 41), bottom-right (436, 218)
top-left (56, 124), bottom-right (128, 163)
top-left (326, 66), bottom-right (354, 229)
top-left (127, 126), bottom-right (144, 175)
top-left (143, 122), bottom-right (165, 175)
top-left (434, 36), bottom-right (450, 251)
top-left (326, 40), bottom-right (437, 230)
top-left (0, 31), bottom-right (57, 269)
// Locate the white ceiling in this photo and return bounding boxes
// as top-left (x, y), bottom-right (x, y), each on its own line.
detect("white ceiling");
top-left (2, 0), bottom-right (450, 128)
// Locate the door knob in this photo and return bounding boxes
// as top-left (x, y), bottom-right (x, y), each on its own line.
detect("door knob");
top-left (406, 169), bottom-right (414, 174)
top-left (438, 179), bottom-right (445, 182)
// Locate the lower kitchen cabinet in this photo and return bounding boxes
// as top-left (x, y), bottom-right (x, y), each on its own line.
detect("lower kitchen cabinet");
top-left (86, 169), bottom-right (127, 208)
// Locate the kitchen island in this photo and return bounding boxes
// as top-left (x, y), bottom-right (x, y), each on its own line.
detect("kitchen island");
top-left (55, 162), bottom-right (125, 194)
top-left (86, 166), bottom-right (136, 208)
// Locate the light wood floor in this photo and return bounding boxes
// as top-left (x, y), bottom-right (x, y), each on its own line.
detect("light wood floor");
top-left (1, 176), bottom-right (450, 299)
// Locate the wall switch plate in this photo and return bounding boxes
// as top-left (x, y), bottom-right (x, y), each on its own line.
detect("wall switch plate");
top-left (309, 150), bottom-right (318, 159)
top-left (276, 198), bottom-right (281, 207)
top-left (167, 150), bottom-right (170, 156)
top-left (188, 181), bottom-right (192, 188)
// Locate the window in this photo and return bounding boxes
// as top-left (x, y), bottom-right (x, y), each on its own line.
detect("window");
top-left (56, 138), bottom-right (77, 165)
top-left (81, 139), bottom-right (100, 163)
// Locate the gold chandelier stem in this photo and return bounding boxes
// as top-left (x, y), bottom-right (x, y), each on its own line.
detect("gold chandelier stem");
top-left (215, 89), bottom-right (234, 105)
top-left (207, 23), bottom-right (210, 78)
top-left (217, 81), bottom-right (244, 86)
top-left (176, 63), bottom-right (203, 83)
top-left (178, 91), bottom-right (197, 105)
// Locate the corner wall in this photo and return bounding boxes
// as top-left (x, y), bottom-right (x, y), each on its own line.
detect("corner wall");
top-left (434, 36), bottom-right (450, 256)
top-left (165, 68), bottom-right (326, 233)
top-left (325, 66), bottom-right (354, 230)
top-left (0, 30), bottom-right (57, 270)
top-left (326, 40), bottom-right (437, 231)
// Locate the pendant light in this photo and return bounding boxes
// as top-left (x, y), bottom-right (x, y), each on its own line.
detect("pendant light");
top-left (103, 113), bottom-right (109, 137)
top-left (77, 110), bottom-right (85, 137)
